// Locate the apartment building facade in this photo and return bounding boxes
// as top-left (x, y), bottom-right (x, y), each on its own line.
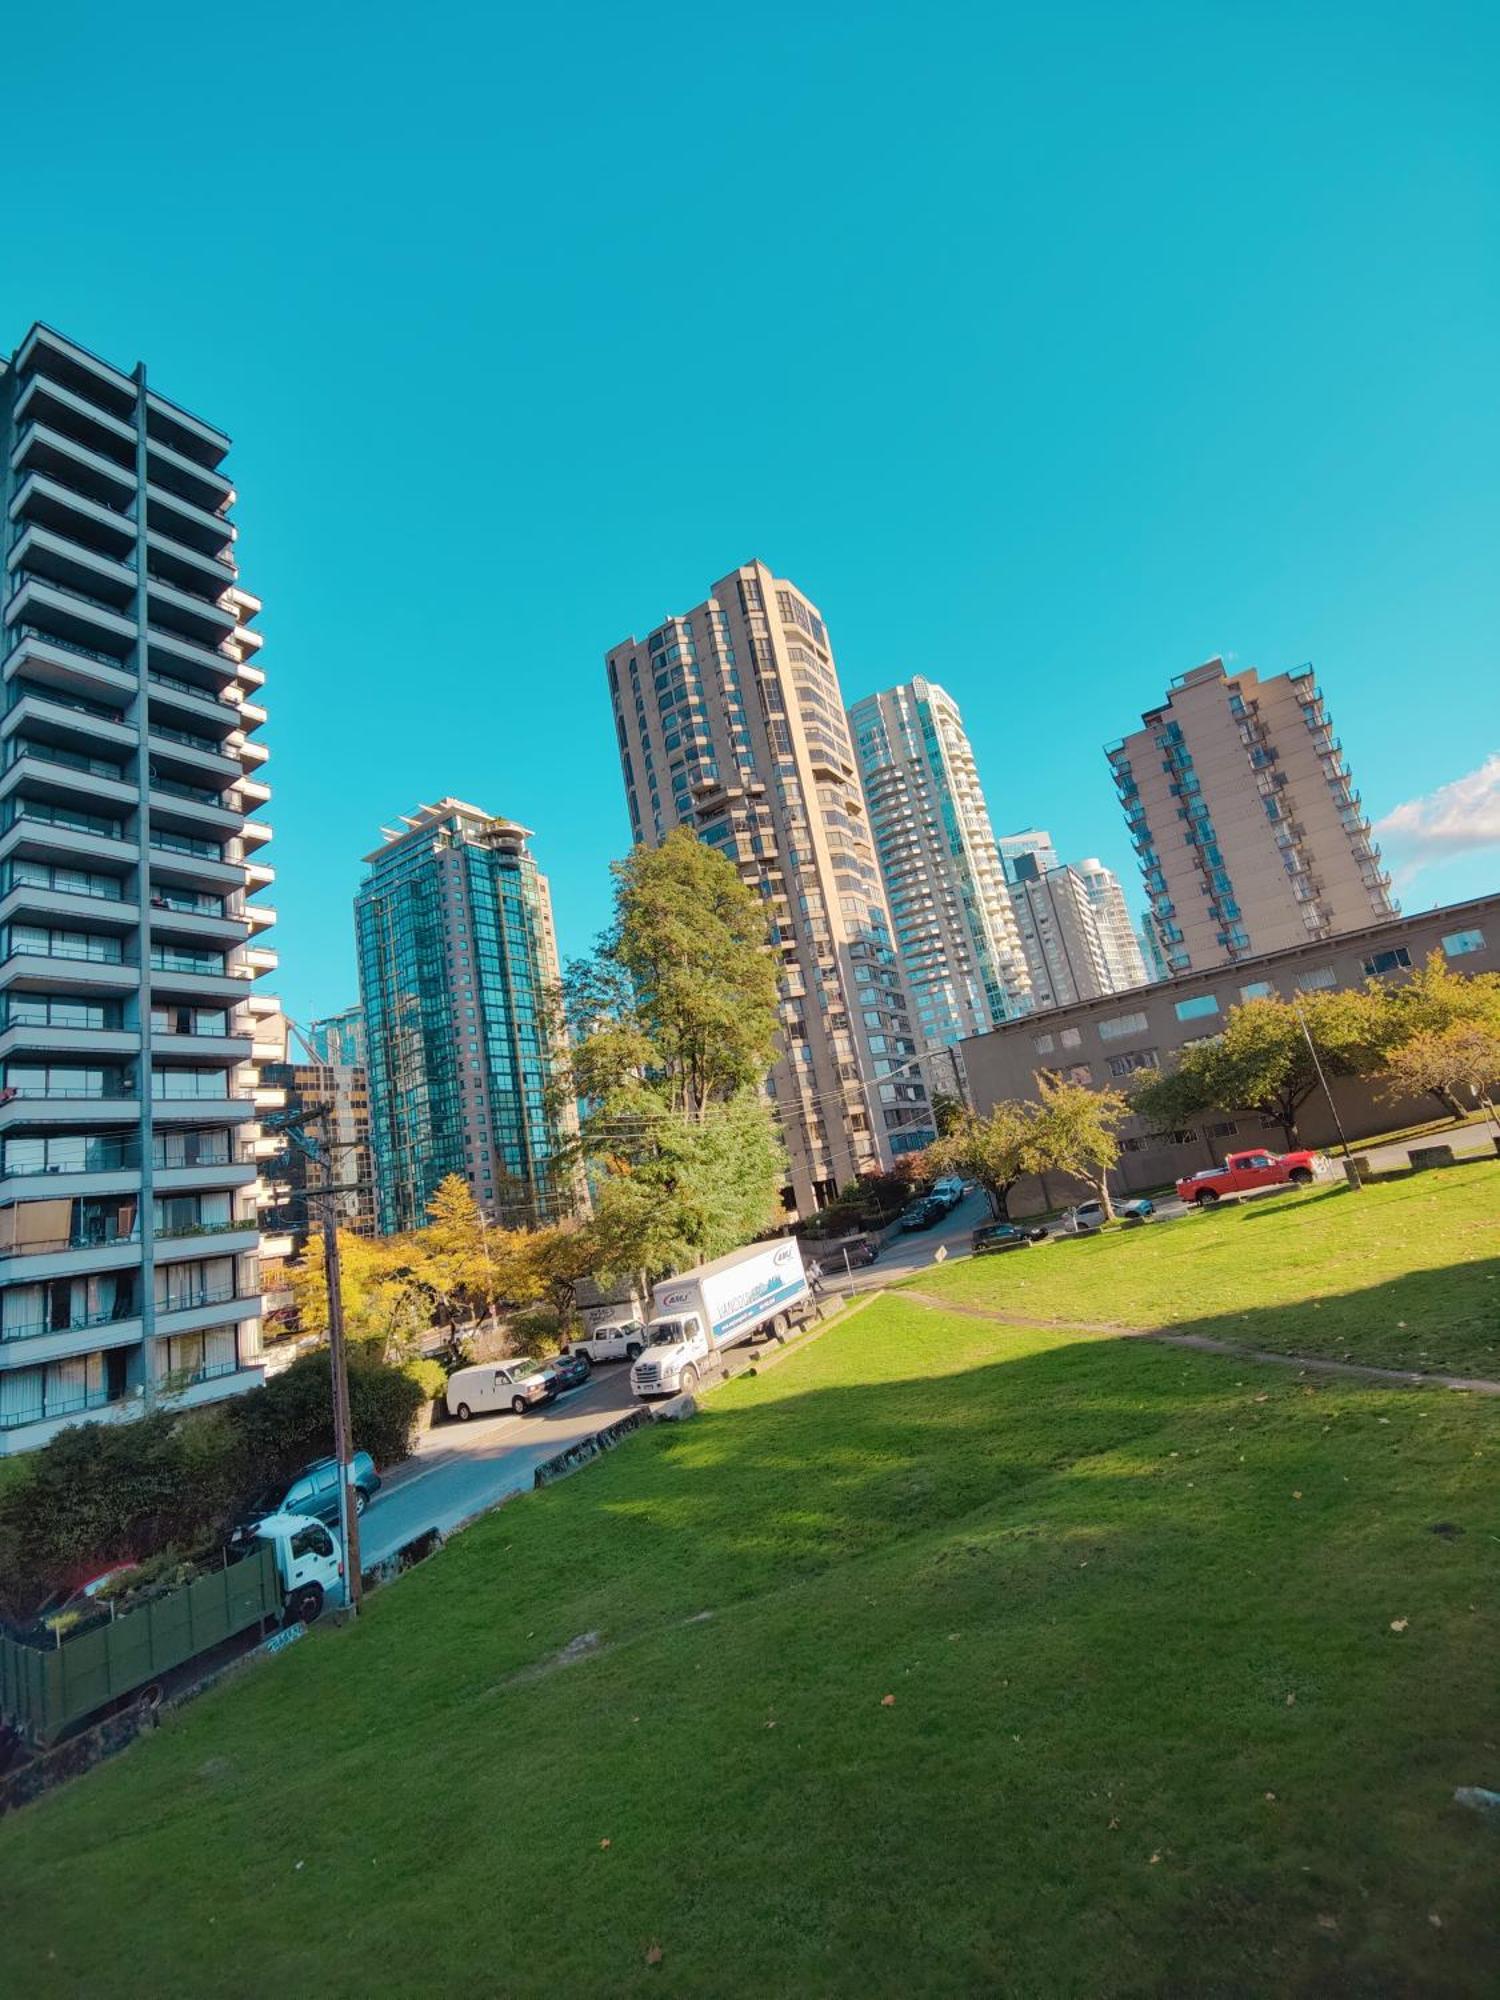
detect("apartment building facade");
top-left (606, 561), bottom-right (933, 1213)
top-left (1077, 859), bottom-right (1149, 990)
top-left (959, 893), bottom-right (1499, 1199)
top-left (355, 800), bottom-right (576, 1234)
top-left (849, 679), bottom-right (1031, 1062)
top-left (0, 323), bottom-right (277, 1453)
top-left (1108, 658), bottom-right (1396, 976)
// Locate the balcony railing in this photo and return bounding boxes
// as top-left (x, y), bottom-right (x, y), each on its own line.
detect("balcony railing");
top-left (2, 940), bottom-right (130, 967)
top-left (151, 773), bottom-right (240, 811)
top-left (5, 622), bottom-right (130, 672)
top-left (2, 1140), bottom-right (140, 1177)
top-left (0, 1385), bottom-right (119, 1429)
top-left (5, 742), bottom-right (129, 784)
top-left (147, 668), bottom-right (237, 711)
top-left (3, 800), bottom-right (129, 842)
top-left (6, 571), bottom-right (132, 620)
top-left (1, 1301), bottom-right (139, 1343)
top-left (154, 1217), bottom-right (252, 1242)
top-left (150, 830), bottom-right (223, 861)
top-left (2, 1225), bottom-right (141, 1259)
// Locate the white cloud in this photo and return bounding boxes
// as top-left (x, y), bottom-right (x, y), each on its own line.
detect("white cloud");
top-left (1375, 754), bottom-right (1500, 864)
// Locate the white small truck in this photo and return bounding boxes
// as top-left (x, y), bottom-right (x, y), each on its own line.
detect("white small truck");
top-left (630, 1240), bottom-right (811, 1400)
top-left (563, 1314), bottom-right (648, 1367)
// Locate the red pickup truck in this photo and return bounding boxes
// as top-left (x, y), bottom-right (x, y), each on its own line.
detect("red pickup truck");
top-left (1176, 1148), bottom-right (1323, 1206)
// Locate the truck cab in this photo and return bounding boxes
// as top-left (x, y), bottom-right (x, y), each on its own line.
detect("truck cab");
top-left (631, 1313), bottom-right (709, 1399)
top-left (246, 1512), bottom-right (346, 1623)
top-left (568, 1319), bottom-right (646, 1365)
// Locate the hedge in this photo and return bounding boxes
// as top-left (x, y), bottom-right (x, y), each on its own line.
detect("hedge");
top-left (0, 1354), bottom-right (424, 1619)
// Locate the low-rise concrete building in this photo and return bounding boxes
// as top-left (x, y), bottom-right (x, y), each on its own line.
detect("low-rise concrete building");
top-left (959, 893), bottom-right (1500, 1199)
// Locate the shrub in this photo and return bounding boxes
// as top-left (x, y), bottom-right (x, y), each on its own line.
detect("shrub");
top-left (0, 1355), bottom-right (426, 1619)
top-left (403, 1357), bottom-right (447, 1403)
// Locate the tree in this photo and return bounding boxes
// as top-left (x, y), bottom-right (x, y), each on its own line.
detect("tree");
top-left (286, 1229), bottom-right (429, 1359)
top-left (929, 1090), bottom-right (966, 1138)
top-left (1031, 1076), bottom-right (1130, 1219)
top-left (1383, 1022), bottom-right (1500, 1124)
top-left (925, 1101), bottom-right (1044, 1219)
top-left (1378, 954), bottom-right (1500, 1117)
top-left (558, 830), bottom-right (787, 1279)
top-left (1130, 992), bottom-right (1373, 1148)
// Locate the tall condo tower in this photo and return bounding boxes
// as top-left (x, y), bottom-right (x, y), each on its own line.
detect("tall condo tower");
top-left (1107, 658), bottom-right (1396, 975)
top-left (355, 800), bottom-right (576, 1234)
top-left (848, 678), bottom-right (1032, 1058)
top-left (606, 561), bottom-right (933, 1214)
top-left (0, 323), bottom-right (278, 1453)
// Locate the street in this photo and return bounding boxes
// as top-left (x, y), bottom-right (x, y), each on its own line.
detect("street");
top-left (360, 1361), bottom-right (639, 1567)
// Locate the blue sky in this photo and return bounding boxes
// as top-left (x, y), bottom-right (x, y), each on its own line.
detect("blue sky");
top-left (5, 1), bottom-right (1497, 1026)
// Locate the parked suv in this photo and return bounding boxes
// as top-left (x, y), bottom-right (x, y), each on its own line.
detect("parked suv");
top-left (930, 1177), bottom-right (966, 1212)
top-left (251, 1451), bottom-right (381, 1527)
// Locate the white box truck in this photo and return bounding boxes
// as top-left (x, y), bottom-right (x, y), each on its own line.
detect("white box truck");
top-left (630, 1240), bottom-right (811, 1400)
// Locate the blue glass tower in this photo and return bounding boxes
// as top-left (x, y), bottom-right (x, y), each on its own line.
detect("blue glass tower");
top-left (354, 800), bottom-right (574, 1234)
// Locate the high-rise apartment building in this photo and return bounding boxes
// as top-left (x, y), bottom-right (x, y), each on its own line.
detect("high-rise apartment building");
top-left (307, 1003), bottom-right (365, 1069)
top-left (355, 800), bottom-right (576, 1234)
top-left (848, 679), bottom-right (1031, 1061)
top-left (0, 323), bottom-right (277, 1452)
top-left (997, 834), bottom-right (1146, 1011)
top-left (1076, 859), bottom-right (1149, 991)
top-left (1107, 658), bottom-right (1396, 975)
top-left (606, 561), bottom-right (933, 1213)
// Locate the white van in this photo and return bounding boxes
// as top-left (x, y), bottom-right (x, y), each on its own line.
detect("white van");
top-left (445, 1358), bottom-right (558, 1421)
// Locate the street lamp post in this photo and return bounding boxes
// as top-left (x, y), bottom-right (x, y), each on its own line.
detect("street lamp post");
top-left (1291, 996), bottom-right (1362, 1192)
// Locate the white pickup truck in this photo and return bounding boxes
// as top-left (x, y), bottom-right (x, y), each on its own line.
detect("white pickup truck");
top-left (630, 1240), bottom-right (810, 1400)
top-left (563, 1316), bottom-right (647, 1367)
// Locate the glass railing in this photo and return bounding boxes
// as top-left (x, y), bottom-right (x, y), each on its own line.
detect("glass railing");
top-left (8, 677), bottom-right (127, 724)
top-left (3, 1225), bottom-right (141, 1259)
top-left (147, 668), bottom-right (236, 711)
top-left (3, 869), bottom-right (126, 905)
top-left (4, 800), bottom-right (129, 842)
top-left (2, 1138), bottom-right (139, 1176)
top-left (148, 948), bottom-right (225, 975)
top-left (5, 742), bottom-right (128, 783)
top-left (0, 1300), bottom-right (139, 1343)
top-left (150, 773), bottom-right (237, 810)
top-left (6, 622), bottom-right (130, 671)
top-left (6, 571), bottom-right (131, 619)
top-left (3, 939), bottom-right (129, 967)
top-left (149, 830), bottom-right (223, 861)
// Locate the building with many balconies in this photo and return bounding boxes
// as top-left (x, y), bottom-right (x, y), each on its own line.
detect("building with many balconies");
top-left (0, 323), bottom-right (278, 1452)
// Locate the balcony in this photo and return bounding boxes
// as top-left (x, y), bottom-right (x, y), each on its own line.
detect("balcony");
top-left (146, 623), bottom-right (240, 695)
top-left (2, 626), bottom-right (137, 710)
top-left (144, 482), bottom-right (234, 562)
top-left (147, 900), bottom-right (249, 947)
top-left (243, 902), bottom-right (276, 933)
top-left (14, 374), bottom-right (137, 470)
top-left (148, 1090), bottom-right (258, 1126)
top-left (240, 818), bottom-right (272, 854)
top-left (0, 1314), bottom-right (144, 1372)
top-left (17, 326), bottom-right (136, 421)
top-left (154, 1156), bottom-right (259, 1196)
top-left (146, 572), bottom-right (236, 650)
top-left (4, 576), bottom-right (136, 660)
top-left (145, 958), bottom-right (252, 1005)
top-left (7, 525), bottom-right (136, 612)
top-left (153, 1287), bottom-right (260, 1340)
top-left (0, 1088), bottom-right (140, 1133)
top-left (0, 1018), bottom-right (136, 1063)
top-left (147, 719), bottom-right (241, 784)
top-left (153, 1219), bottom-right (260, 1258)
top-left (146, 436), bottom-right (233, 517)
top-left (0, 876), bottom-right (139, 936)
top-left (145, 528), bottom-right (235, 604)
top-left (2, 689), bottom-right (136, 766)
top-left (10, 421), bottom-right (137, 511)
top-left (151, 1029), bottom-right (254, 1064)
top-left (146, 835), bottom-right (241, 895)
top-left (1, 743), bottom-right (136, 817)
top-left (0, 943), bottom-right (139, 997)
top-left (145, 390), bottom-right (230, 473)
top-left (9, 472), bottom-right (136, 562)
top-left (146, 668), bottom-right (239, 739)
top-left (148, 780), bottom-right (242, 840)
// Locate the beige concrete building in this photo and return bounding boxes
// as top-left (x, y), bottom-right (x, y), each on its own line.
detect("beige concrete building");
top-left (1108, 658), bottom-right (1395, 975)
top-left (848, 679), bottom-right (1032, 1063)
top-left (607, 561), bottom-right (934, 1214)
top-left (959, 893), bottom-right (1499, 1201)
top-left (998, 835), bottom-right (1146, 1010)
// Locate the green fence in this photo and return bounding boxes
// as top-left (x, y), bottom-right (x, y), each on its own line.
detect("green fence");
top-left (0, 1541), bottom-right (281, 1747)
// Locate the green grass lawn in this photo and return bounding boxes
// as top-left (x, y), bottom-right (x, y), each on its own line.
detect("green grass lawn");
top-left (3, 1274), bottom-right (1498, 1996)
top-left (919, 1161), bottom-right (1500, 1377)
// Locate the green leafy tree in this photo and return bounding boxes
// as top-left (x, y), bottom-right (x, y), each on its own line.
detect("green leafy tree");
top-left (1383, 1021), bottom-right (1500, 1122)
top-left (929, 1090), bottom-right (966, 1138)
top-left (1130, 992), bottom-right (1373, 1148)
top-left (1031, 1075), bottom-right (1130, 1219)
top-left (925, 1101), bottom-right (1044, 1219)
top-left (1377, 954), bottom-right (1500, 1117)
top-left (287, 1229), bottom-right (429, 1359)
top-left (558, 830), bottom-right (787, 1279)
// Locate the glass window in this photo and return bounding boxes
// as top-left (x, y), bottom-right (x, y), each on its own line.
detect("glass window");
top-left (1059, 1028), bottom-right (1083, 1049)
top-left (1362, 948), bottom-right (1412, 977)
top-left (1174, 994), bottom-right (1221, 1021)
top-left (1097, 1011), bottom-right (1149, 1042)
top-left (1032, 1034), bottom-right (1054, 1055)
top-left (1442, 929), bottom-right (1485, 957)
top-left (1294, 967), bottom-right (1337, 991)
top-left (1239, 981), bottom-right (1274, 1001)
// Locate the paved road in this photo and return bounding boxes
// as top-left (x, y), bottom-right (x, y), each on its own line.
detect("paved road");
top-left (360, 1363), bottom-right (638, 1567)
top-left (816, 1185), bottom-right (995, 1297)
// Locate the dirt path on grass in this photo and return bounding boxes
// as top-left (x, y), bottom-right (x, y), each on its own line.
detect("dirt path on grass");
top-left (901, 1290), bottom-right (1500, 1397)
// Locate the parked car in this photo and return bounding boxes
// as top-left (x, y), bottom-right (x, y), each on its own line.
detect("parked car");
top-left (929, 1177), bottom-right (966, 1213)
top-left (250, 1451), bottom-right (381, 1527)
top-left (1176, 1148), bottom-right (1325, 1207)
top-left (899, 1198), bottom-right (945, 1232)
top-left (1062, 1200), bottom-right (1108, 1234)
top-left (446, 1358), bottom-right (560, 1420)
top-left (549, 1350), bottom-right (592, 1391)
top-left (972, 1221), bottom-right (1048, 1255)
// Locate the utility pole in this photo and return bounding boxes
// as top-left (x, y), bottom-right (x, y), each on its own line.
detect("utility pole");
top-left (1292, 996), bottom-right (1362, 1191)
top-left (320, 1169), bottom-right (363, 1612)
